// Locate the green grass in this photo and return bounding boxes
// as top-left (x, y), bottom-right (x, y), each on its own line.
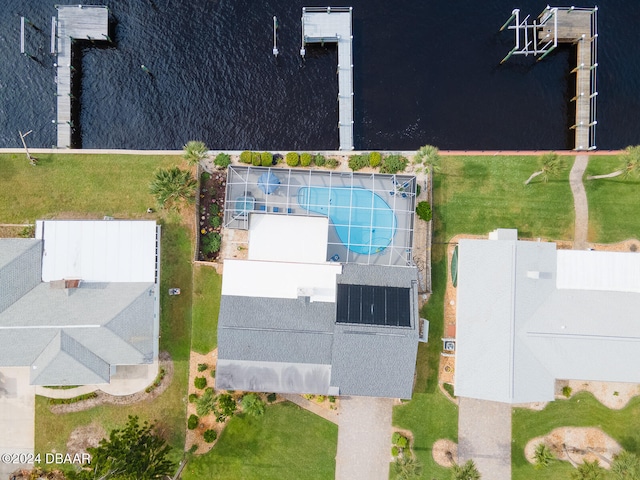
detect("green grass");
top-left (0, 153), bottom-right (176, 222)
top-left (435, 156), bottom-right (574, 242)
top-left (512, 392), bottom-right (640, 479)
top-left (585, 155), bottom-right (640, 243)
top-left (182, 402), bottom-right (338, 480)
top-left (191, 264), bottom-right (222, 354)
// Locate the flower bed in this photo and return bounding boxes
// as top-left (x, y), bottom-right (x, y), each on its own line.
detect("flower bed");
top-left (198, 170), bottom-right (227, 261)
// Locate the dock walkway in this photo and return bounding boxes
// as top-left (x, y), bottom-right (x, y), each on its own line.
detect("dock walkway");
top-left (55, 5), bottom-right (109, 148)
top-left (301, 7), bottom-right (354, 151)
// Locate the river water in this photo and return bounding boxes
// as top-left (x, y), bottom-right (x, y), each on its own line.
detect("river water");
top-left (1, 0), bottom-right (638, 150)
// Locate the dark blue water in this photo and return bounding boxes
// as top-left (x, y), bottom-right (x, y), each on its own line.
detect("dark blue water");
top-left (1, 0), bottom-right (639, 150)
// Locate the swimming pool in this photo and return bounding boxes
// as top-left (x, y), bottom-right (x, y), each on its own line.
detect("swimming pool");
top-left (297, 186), bottom-right (397, 255)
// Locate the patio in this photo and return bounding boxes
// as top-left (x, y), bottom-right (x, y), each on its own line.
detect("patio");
top-left (223, 166), bottom-right (417, 267)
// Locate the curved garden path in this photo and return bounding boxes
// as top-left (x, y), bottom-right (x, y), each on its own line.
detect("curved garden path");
top-left (570, 155), bottom-right (590, 250)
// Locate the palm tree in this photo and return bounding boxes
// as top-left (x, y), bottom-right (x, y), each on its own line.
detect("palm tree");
top-left (149, 166), bottom-right (196, 209)
top-left (570, 460), bottom-right (604, 480)
top-left (533, 443), bottom-right (555, 469)
top-left (183, 140), bottom-right (208, 166)
top-left (394, 453), bottom-right (421, 480)
top-left (451, 459), bottom-right (481, 480)
top-left (524, 152), bottom-right (565, 185)
top-left (587, 145), bottom-right (640, 180)
top-left (241, 393), bottom-right (266, 417)
top-left (414, 144), bottom-right (441, 173)
top-left (610, 451), bottom-right (640, 480)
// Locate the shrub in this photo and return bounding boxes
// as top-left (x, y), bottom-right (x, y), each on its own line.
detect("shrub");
top-left (201, 232), bottom-right (221, 255)
top-left (314, 154), bottom-right (326, 167)
top-left (285, 152), bottom-right (299, 167)
top-left (187, 414), bottom-right (199, 430)
top-left (48, 392), bottom-right (98, 405)
top-left (211, 369), bottom-right (216, 378)
top-left (392, 432), bottom-right (408, 448)
top-left (201, 172), bottom-right (211, 182)
top-left (214, 153), bottom-right (231, 169)
top-left (261, 151), bottom-right (273, 167)
top-left (196, 388), bottom-right (217, 416)
top-left (391, 446), bottom-right (399, 457)
top-left (188, 393), bottom-right (198, 403)
top-left (348, 154), bottom-right (369, 171)
top-left (392, 432), bottom-right (401, 445)
top-left (369, 151), bottom-right (382, 168)
top-left (209, 203), bottom-right (220, 216)
top-left (415, 201), bottom-right (432, 222)
top-left (380, 155), bottom-right (408, 174)
top-left (562, 386), bottom-right (572, 398)
top-left (267, 392), bottom-right (277, 403)
top-left (241, 393), bottom-right (266, 417)
top-left (329, 396), bottom-right (336, 403)
top-left (215, 394), bottom-right (237, 422)
top-left (239, 150), bottom-right (252, 164)
top-left (194, 376), bottom-right (207, 389)
top-left (534, 443), bottom-right (554, 468)
top-left (325, 158), bottom-right (339, 169)
top-left (251, 152), bottom-right (261, 166)
top-left (300, 153), bottom-right (313, 167)
top-left (203, 429), bottom-right (218, 443)
top-left (197, 363), bottom-right (208, 372)
top-left (315, 395), bottom-right (326, 403)
top-left (19, 225), bottom-right (35, 238)
top-left (416, 184), bottom-right (421, 196)
top-left (209, 216), bottom-right (221, 228)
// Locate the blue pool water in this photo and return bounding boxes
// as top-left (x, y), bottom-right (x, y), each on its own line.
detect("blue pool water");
top-left (297, 186), bottom-right (396, 255)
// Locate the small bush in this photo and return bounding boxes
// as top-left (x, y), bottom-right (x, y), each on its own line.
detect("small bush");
top-left (286, 152), bottom-right (299, 167)
top-left (214, 153), bottom-right (231, 169)
top-left (300, 153), bottom-right (312, 167)
top-left (391, 446), bottom-right (399, 457)
top-left (201, 232), bottom-right (222, 255)
top-left (211, 369), bottom-right (216, 378)
top-left (188, 393), bottom-right (199, 403)
top-left (209, 203), bottom-right (220, 216)
top-left (380, 155), bottom-right (408, 174)
top-left (197, 363), bottom-right (208, 372)
top-left (203, 429), bottom-right (217, 443)
top-left (251, 152), bottom-right (261, 166)
top-left (187, 414), bottom-right (199, 430)
top-left (239, 150), bottom-right (252, 164)
top-left (267, 393), bottom-right (277, 403)
top-left (261, 151), bottom-right (273, 167)
top-left (328, 396), bottom-right (336, 403)
top-left (209, 216), bottom-right (221, 228)
top-left (19, 225), bottom-right (35, 238)
top-left (201, 172), bottom-right (211, 182)
top-left (325, 158), bottom-right (339, 169)
top-left (194, 377), bottom-right (207, 389)
top-left (348, 154), bottom-right (369, 171)
top-left (392, 432), bottom-right (408, 448)
top-left (314, 154), bottom-right (326, 167)
top-left (392, 432), bottom-right (402, 445)
top-left (562, 386), bottom-right (572, 398)
top-left (48, 392), bottom-right (98, 405)
top-left (369, 151), bottom-right (382, 168)
top-left (315, 395), bottom-right (326, 403)
top-left (416, 201), bottom-right (432, 222)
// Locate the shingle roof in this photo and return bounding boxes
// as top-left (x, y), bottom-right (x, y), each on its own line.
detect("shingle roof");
top-left (0, 239), bottom-right (42, 313)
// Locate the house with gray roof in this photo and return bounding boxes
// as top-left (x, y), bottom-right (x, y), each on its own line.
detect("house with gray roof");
top-left (454, 228), bottom-right (640, 404)
top-left (216, 213), bottom-right (422, 399)
top-left (0, 220), bottom-right (160, 386)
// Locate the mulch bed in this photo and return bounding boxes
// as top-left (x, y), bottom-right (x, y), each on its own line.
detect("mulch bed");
top-left (197, 170), bottom-right (226, 262)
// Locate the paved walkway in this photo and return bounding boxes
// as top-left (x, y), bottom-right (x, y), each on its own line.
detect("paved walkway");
top-left (0, 367), bottom-right (35, 479)
top-left (570, 154), bottom-right (590, 250)
top-left (335, 396), bottom-right (394, 480)
top-left (458, 397), bottom-right (512, 480)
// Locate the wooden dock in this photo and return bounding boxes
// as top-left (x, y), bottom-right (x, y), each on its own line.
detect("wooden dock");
top-left (301, 7), bottom-right (354, 151)
top-left (55, 6), bottom-right (109, 148)
top-left (540, 8), bottom-right (596, 150)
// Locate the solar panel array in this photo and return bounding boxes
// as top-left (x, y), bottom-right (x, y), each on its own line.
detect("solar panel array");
top-left (336, 284), bottom-right (411, 327)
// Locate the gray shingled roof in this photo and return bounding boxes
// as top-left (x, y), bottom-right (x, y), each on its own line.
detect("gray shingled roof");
top-left (0, 239), bottom-right (42, 313)
top-left (217, 263), bottom-right (420, 399)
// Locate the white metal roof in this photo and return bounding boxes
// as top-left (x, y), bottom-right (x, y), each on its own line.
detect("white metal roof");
top-left (222, 259), bottom-right (342, 303)
top-left (557, 249), bottom-right (640, 292)
top-left (36, 220), bottom-right (157, 282)
top-left (248, 214), bottom-right (329, 264)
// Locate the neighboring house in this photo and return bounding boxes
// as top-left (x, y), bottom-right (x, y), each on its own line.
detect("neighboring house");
top-left (0, 220), bottom-right (160, 386)
top-left (455, 228), bottom-right (640, 404)
top-left (216, 213), bottom-right (422, 399)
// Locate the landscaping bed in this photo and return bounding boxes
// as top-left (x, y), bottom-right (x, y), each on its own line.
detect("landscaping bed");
top-left (197, 170), bottom-right (226, 262)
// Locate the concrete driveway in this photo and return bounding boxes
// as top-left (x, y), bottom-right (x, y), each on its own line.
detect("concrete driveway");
top-left (0, 367), bottom-right (35, 479)
top-left (458, 397), bottom-right (512, 480)
top-left (335, 396), bottom-right (394, 480)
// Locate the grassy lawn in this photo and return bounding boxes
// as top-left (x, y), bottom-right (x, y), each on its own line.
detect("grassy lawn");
top-left (191, 264), bottom-right (222, 354)
top-left (435, 155), bottom-right (574, 242)
top-left (584, 154), bottom-right (640, 243)
top-left (0, 153), bottom-right (176, 222)
top-left (512, 392), bottom-right (640, 479)
top-left (0, 152), bottom-right (194, 468)
top-left (182, 402), bottom-right (338, 480)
